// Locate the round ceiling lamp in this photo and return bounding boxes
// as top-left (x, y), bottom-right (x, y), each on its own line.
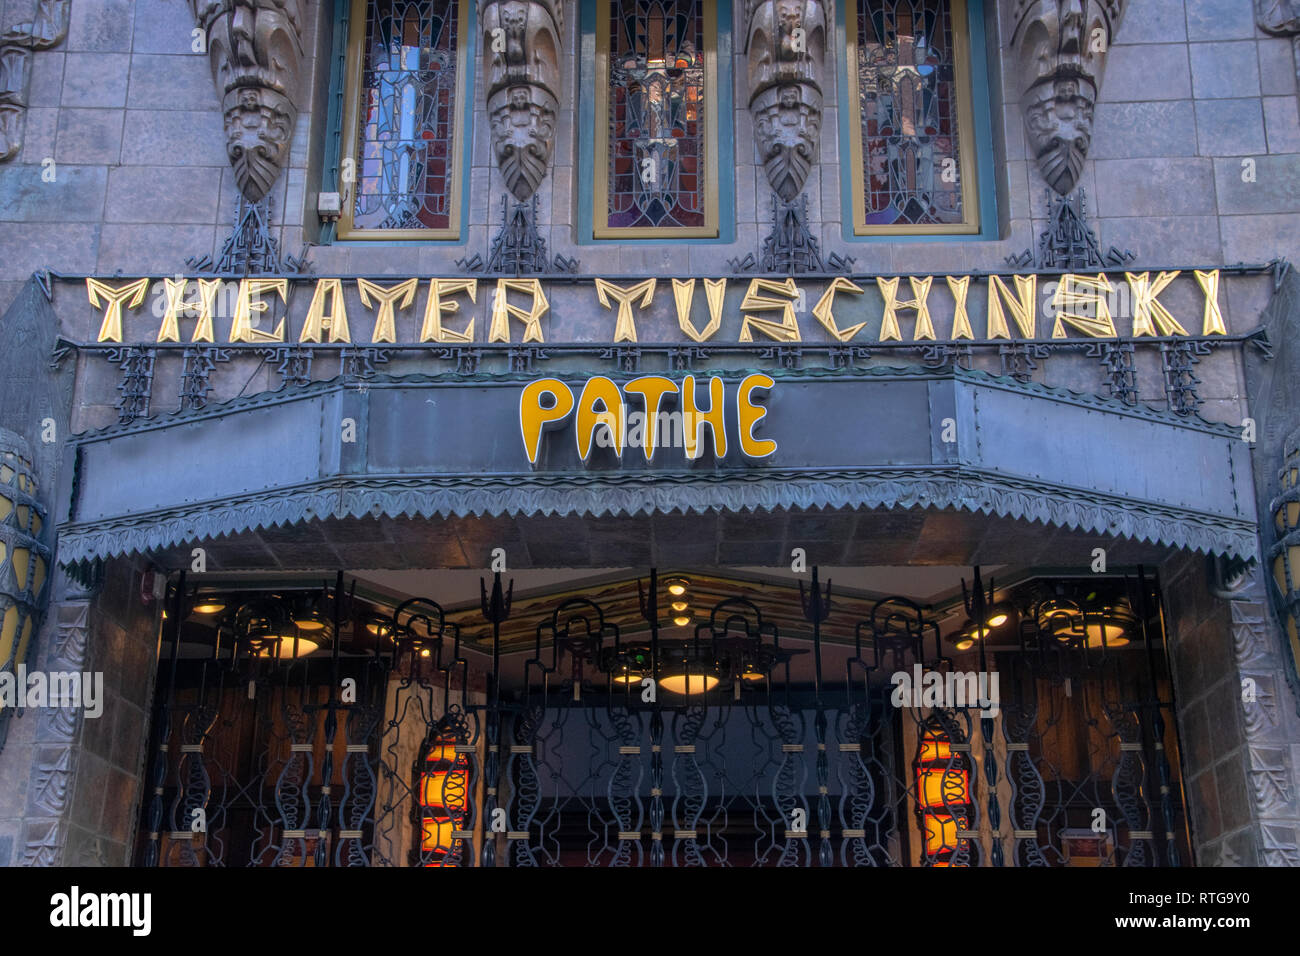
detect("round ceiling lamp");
top-left (191, 594), bottom-right (227, 615)
top-left (1037, 596), bottom-right (1135, 649)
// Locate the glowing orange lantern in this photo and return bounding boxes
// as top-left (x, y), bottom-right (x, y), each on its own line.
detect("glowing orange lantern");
top-left (917, 766), bottom-right (970, 810)
top-left (923, 813), bottom-right (962, 856)
top-left (416, 734), bottom-right (469, 866)
top-left (914, 725), bottom-right (972, 866)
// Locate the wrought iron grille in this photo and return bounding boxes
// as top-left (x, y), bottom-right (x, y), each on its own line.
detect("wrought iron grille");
top-left (138, 568), bottom-right (1191, 867)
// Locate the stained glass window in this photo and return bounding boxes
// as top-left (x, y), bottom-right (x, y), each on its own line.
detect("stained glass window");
top-left (340, 0), bottom-right (466, 237)
top-left (849, 0), bottom-right (978, 234)
top-left (597, 0), bottom-right (716, 237)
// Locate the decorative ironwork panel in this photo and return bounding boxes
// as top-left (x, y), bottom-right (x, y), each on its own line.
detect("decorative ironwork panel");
top-left (854, 0), bottom-right (965, 227)
top-left (351, 0), bottom-right (462, 232)
top-left (106, 346), bottom-right (155, 424)
top-left (136, 571), bottom-right (1192, 868)
top-left (603, 0), bottom-right (709, 232)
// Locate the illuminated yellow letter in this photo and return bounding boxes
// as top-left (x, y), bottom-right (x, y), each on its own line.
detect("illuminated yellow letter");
top-left (736, 373), bottom-right (777, 459)
top-left (672, 279), bottom-right (726, 342)
top-left (357, 277), bottom-right (418, 343)
top-left (595, 278), bottom-right (656, 343)
top-left (877, 276), bottom-right (935, 341)
top-left (300, 278), bottom-right (352, 343)
top-left (947, 276), bottom-right (973, 339)
top-left (986, 275), bottom-right (1037, 339)
top-left (812, 278), bottom-right (866, 342)
top-left (519, 379), bottom-right (574, 466)
top-left (682, 375), bottom-right (727, 460)
top-left (1126, 271), bottom-right (1187, 337)
top-left (489, 278), bottom-right (548, 343)
top-left (87, 278), bottom-right (149, 343)
top-left (158, 277), bottom-right (221, 343)
top-left (1050, 274), bottom-right (1116, 338)
top-left (623, 376), bottom-right (679, 462)
top-left (1195, 269), bottom-right (1226, 335)
top-left (739, 278), bottom-right (801, 342)
top-left (575, 377), bottom-right (625, 461)
top-left (420, 279), bottom-right (477, 343)
top-left (229, 278), bottom-right (287, 343)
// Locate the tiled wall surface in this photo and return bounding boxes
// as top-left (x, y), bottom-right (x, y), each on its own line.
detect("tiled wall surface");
top-left (0, 0), bottom-right (1293, 288)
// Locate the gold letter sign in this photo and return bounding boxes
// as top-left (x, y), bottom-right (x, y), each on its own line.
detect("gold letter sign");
top-left (81, 270), bottom-right (1238, 347)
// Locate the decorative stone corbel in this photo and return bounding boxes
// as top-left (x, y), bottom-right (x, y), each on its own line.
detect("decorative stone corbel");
top-left (0, 0), bottom-right (69, 162)
top-left (745, 0), bottom-right (826, 202)
top-left (1011, 0), bottom-right (1125, 195)
top-left (1257, 0), bottom-right (1300, 35)
top-left (1256, 0), bottom-right (1300, 90)
top-left (191, 0), bottom-right (305, 202)
top-left (481, 0), bottom-right (562, 201)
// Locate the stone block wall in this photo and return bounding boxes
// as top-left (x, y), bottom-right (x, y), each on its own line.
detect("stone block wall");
top-left (0, 558), bottom-right (160, 865)
top-left (1161, 551), bottom-right (1300, 865)
top-left (0, 0), bottom-right (1292, 289)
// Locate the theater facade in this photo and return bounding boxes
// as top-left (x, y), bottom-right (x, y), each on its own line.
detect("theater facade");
top-left (0, 0), bottom-right (1298, 868)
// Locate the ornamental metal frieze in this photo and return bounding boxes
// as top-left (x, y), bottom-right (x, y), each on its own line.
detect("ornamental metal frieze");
top-left (0, 0), bottom-right (69, 162)
top-left (191, 0), bottom-right (305, 202)
top-left (1012, 0), bottom-right (1126, 195)
top-left (481, 0), bottom-right (562, 202)
top-left (55, 463), bottom-right (1259, 568)
top-left (745, 0), bottom-right (827, 202)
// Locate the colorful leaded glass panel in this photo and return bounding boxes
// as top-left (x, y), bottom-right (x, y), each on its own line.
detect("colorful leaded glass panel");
top-left (349, 0), bottom-right (462, 233)
top-left (855, 0), bottom-right (968, 229)
top-left (603, 0), bottom-right (709, 233)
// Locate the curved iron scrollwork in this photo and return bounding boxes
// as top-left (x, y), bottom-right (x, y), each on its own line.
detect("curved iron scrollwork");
top-left (137, 565), bottom-right (1189, 867)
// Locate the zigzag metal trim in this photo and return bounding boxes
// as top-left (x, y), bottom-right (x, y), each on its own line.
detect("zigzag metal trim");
top-left (53, 467), bottom-right (1258, 566)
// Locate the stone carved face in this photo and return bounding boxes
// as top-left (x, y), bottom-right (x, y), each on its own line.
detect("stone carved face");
top-left (482, 0), bottom-right (561, 201)
top-left (489, 86), bottom-right (557, 201)
top-left (751, 84), bottom-right (821, 202)
top-left (193, 0), bottom-right (304, 202)
top-left (746, 0), bottom-right (825, 202)
top-left (223, 86), bottom-right (295, 203)
top-left (1014, 0), bottom-right (1124, 195)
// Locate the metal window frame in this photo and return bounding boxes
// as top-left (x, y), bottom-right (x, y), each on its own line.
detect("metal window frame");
top-left (842, 0), bottom-right (985, 237)
top-left (591, 0), bottom-right (722, 240)
top-left (336, 0), bottom-right (473, 241)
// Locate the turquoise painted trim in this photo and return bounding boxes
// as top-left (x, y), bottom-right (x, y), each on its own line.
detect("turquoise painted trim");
top-left (319, 0), bottom-right (351, 245)
top-left (836, 0), bottom-right (1000, 243)
top-left (322, 0), bottom-right (477, 245)
top-left (576, 0), bottom-right (735, 245)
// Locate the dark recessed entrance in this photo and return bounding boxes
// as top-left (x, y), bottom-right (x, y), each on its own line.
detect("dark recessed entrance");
top-left (137, 562), bottom-right (1191, 867)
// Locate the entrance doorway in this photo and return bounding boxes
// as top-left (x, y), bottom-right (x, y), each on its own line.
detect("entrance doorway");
top-left (136, 565), bottom-right (1191, 867)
